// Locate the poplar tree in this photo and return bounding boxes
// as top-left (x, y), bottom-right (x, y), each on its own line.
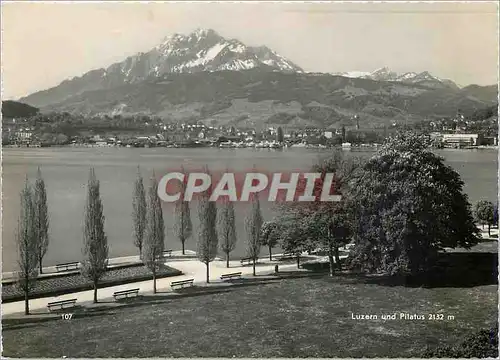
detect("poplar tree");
top-left (16, 177), bottom-right (38, 315)
top-left (33, 167), bottom-right (49, 273)
top-left (132, 166), bottom-right (147, 257)
top-left (245, 193), bottom-right (263, 276)
top-left (82, 168), bottom-right (109, 303)
top-left (218, 196), bottom-right (237, 268)
top-left (197, 167), bottom-right (218, 283)
top-left (142, 173), bottom-right (165, 293)
top-left (276, 126), bottom-right (284, 143)
top-left (174, 167), bottom-right (192, 255)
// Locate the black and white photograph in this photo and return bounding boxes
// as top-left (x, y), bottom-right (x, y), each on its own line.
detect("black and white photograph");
top-left (1, 1), bottom-right (498, 358)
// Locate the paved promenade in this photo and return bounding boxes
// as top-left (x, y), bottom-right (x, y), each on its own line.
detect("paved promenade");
top-left (1, 251), bottom-right (195, 282)
top-left (2, 226), bottom-right (495, 317)
top-left (1, 251), bottom-right (301, 316)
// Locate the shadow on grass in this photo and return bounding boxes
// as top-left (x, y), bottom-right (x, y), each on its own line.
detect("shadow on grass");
top-left (79, 281), bottom-right (279, 312)
top-left (480, 237), bottom-right (498, 242)
top-left (238, 262), bottom-right (280, 268)
top-left (3, 278), bottom-right (282, 329)
top-left (2, 310), bottom-right (115, 331)
top-left (354, 252), bottom-right (498, 288)
top-left (275, 271), bottom-right (329, 280)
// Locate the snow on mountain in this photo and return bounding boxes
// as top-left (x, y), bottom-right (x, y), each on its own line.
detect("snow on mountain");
top-left (368, 67), bottom-right (399, 81)
top-left (335, 70), bottom-right (372, 78)
top-left (333, 67), bottom-right (458, 88)
top-left (115, 28), bottom-right (303, 78)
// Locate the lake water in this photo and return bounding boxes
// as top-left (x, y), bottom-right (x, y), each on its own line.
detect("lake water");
top-left (1, 147), bottom-right (497, 272)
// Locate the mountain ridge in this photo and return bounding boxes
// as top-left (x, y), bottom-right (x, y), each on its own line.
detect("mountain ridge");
top-left (332, 67), bottom-right (460, 90)
top-left (35, 69), bottom-right (496, 129)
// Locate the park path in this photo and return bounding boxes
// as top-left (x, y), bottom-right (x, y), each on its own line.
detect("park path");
top-left (2, 226), bottom-right (495, 317)
top-left (1, 252), bottom-right (301, 316)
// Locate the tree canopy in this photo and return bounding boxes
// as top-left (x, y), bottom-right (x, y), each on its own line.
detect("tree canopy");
top-left (346, 132), bottom-right (479, 275)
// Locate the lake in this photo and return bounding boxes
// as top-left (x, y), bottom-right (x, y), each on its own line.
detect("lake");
top-left (1, 147), bottom-right (497, 272)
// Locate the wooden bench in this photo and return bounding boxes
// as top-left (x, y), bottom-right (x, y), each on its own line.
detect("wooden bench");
top-left (163, 249), bottom-right (173, 257)
top-left (113, 288), bottom-right (140, 300)
top-left (240, 257), bottom-right (253, 265)
top-left (55, 262), bottom-right (79, 272)
top-left (47, 298), bottom-right (77, 312)
top-left (220, 272), bottom-right (242, 281)
top-left (170, 279), bottom-right (194, 290)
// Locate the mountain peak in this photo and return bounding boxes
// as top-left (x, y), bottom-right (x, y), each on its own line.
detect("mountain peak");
top-left (369, 67), bottom-right (399, 81)
top-left (371, 67), bottom-right (391, 74)
top-left (192, 28), bottom-right (217, 38)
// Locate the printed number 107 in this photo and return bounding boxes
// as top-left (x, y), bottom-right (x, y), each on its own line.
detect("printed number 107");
top-left (61, 314), bottom-right (73, 320)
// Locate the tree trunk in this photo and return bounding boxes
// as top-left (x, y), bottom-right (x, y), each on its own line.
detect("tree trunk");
top-left (334, 246), bottom-right (341, 270)
top-left (253, 258), bottom-right (256, 276)
top-left (296, 254), bottom-right (300, 268)
top-left (206, 262), bottom-right (210, 283)
top-left (269, 246), bottom-right (272, 261)
top-left (226, 252), bottom-right (230, 268)
top-left (39, 256), bottom-right (43, 274)
top-left (24, 284), bottom-right (29, 315)
top-left (488, 224), bottom-right (491, 236)
top-left (181, 238), bottom-right (185, 255)
top-left (328, 245), bottom-right (335, 277)
top-left (93, 281), bottom-right (98, 303)
top-left (153, 268), bottom-right (157, 293)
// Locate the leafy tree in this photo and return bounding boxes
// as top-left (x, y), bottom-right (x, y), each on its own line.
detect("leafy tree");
top-left (174, 167), bottom-right (192, 255)
top-left (245, 193), bottom-right (263, 276)
top-left (197, 167), bottom-right (218, 283)
top-left (474, 200), bottom-right (496, 236)
top-left (276, 126), bottom-right (284, 143)
top-left (142, 173), bottom-right (165, 293)
top-left (82, 168), bottom-right (109, 303)
top-left (276, 213), bottom-right (313, 268)
top-left (260, 220), bottom-right (280, 261)
top-left (277, 150), bottom-right (359, 275)
top-left (304, 205), bottom-right (351, 275)
top-left (217, 196), bottom-right (237, 268)
top-left (346, 132), bottom-right (479, 275)
top-left (132, 166), bottom-right (147, 257)
top-left (16, 177), bottom-right (38, 315)
top-left (33, 167), bottom-right (49, 273)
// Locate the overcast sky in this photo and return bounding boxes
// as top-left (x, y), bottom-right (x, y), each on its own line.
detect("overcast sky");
top-left (1, 1), bottom-right (498, 100)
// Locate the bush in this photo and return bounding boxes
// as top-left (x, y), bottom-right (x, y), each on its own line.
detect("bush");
top-left (300, 261), bottom-right (331, 272)
top-left (422, 325), bottom-right (498, 358)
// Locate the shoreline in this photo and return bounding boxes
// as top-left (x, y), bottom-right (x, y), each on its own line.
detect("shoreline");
top-left (3, 143), bottom-right (498, 150)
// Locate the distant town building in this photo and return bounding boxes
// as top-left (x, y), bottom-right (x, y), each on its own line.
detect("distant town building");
top-left (15, 130), bottom-right (32, 140)
top-left (442, 133), bottom-right (482, 146)
top-left (323, 131), bottom-right (333, 139)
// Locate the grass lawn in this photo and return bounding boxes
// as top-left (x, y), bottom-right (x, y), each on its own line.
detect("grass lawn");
top-left (2, 271), bottom-right (497, 358)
